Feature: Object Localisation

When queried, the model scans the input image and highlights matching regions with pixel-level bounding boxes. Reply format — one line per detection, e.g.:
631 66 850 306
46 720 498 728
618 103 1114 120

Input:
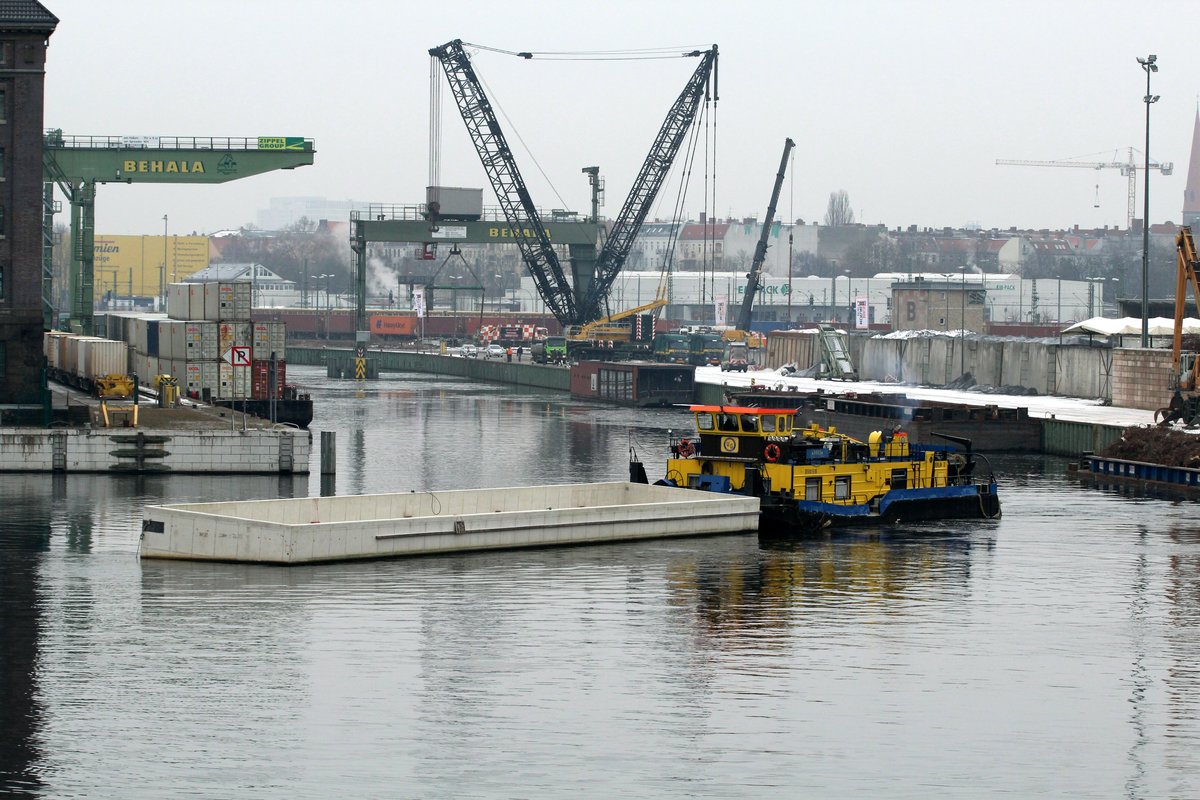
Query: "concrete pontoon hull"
140 481 761 564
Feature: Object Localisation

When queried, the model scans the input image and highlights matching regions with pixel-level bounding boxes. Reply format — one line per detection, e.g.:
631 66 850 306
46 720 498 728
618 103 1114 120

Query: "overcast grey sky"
43 0 1200 236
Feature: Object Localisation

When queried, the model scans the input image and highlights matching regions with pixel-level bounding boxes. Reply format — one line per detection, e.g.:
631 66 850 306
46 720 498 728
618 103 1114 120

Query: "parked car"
461 344 478 358
485 344 506 359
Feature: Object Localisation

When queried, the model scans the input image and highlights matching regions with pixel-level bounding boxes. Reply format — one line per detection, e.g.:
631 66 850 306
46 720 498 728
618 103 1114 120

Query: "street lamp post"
959 266 967 376
1085 275 1102 318
1137 53 1159 348
829 260 838 323
312 274 332 339
1056 275 1062 323
160 214 168 310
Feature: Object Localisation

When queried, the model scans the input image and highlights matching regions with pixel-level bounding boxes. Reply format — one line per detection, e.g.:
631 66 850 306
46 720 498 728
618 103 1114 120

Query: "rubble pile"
1098 426 1200 468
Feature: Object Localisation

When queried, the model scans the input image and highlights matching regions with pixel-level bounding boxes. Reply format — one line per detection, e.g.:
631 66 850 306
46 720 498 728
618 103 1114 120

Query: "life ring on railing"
677 439 695 458
763 443 781 462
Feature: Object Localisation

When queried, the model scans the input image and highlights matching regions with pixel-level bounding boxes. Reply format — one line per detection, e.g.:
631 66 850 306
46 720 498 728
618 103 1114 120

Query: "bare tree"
823 190 855 227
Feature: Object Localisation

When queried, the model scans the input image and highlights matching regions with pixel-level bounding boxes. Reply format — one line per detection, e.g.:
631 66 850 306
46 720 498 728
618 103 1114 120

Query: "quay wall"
850 337 1111 400
290 345 1126 456
0 428 310 473
288 346 570 392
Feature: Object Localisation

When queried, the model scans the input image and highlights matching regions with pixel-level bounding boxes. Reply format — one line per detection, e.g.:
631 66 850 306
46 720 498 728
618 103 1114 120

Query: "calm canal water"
2 366 1199 798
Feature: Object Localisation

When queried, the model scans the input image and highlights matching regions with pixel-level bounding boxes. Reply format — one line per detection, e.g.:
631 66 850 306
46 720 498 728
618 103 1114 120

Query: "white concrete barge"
140 481 761 564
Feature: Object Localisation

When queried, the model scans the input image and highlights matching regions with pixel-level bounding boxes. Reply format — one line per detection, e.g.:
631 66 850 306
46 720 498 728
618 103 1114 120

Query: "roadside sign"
224 345 251 367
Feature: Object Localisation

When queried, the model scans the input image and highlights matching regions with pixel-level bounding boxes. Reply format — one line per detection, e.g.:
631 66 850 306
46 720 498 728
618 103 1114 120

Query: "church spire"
1184 105 1200 227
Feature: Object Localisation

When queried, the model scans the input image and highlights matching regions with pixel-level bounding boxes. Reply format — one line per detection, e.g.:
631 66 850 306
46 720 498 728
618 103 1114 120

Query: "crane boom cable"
662 105 706 303
428 55 441 187
585 45 718 320
653 98 707 309
461 41 710 59
709 74 718 314
475 70 571 212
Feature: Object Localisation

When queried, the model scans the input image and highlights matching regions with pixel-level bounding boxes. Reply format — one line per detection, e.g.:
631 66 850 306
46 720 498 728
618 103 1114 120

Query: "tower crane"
995 147 1173 229
428 39 717 326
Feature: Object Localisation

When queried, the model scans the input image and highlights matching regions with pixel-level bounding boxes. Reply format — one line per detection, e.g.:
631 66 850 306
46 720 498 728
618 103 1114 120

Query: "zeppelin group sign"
256 137 307 151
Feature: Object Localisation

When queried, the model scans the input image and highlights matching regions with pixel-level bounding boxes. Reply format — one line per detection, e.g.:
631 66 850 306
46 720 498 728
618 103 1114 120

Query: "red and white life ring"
763 443 781 462
677 439 695 458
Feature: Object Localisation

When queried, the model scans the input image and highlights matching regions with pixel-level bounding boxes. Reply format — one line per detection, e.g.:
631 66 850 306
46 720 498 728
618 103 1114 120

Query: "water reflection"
0 481 51 797
1164 525 1200 789
668 529 989 650
9 371 1200 795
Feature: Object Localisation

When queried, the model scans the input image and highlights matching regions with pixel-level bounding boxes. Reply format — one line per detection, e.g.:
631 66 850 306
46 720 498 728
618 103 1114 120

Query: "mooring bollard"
320 430 336 475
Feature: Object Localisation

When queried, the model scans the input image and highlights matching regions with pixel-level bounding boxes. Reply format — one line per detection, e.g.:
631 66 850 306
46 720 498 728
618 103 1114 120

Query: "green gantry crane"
42 131 315 334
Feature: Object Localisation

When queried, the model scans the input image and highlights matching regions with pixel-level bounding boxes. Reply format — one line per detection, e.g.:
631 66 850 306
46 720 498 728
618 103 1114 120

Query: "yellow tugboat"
631 404 1001 536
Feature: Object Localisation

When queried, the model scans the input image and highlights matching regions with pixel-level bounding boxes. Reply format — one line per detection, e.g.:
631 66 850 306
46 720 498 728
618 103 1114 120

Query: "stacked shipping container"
91 282 288 401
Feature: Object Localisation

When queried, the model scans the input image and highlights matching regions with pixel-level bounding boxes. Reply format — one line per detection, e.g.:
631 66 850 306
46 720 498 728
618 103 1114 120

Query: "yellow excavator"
1160 226 1200 425
564 298 667 344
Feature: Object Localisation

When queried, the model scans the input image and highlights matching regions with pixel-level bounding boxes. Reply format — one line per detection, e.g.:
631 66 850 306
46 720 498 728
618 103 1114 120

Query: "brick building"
891 277 986 333
0 1 56 407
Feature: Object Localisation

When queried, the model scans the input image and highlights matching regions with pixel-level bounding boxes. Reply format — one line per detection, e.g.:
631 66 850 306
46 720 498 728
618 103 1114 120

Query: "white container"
65 336 96 379
157 320 181 361
167 283 204 321
201 281 252 322
80 338 129 380
218 322 251 357
44 331 71 369
426 186 483 219
252 321 286 359
181 359 219 399
183 322 218 361
218 362 250 399
133 353 160 385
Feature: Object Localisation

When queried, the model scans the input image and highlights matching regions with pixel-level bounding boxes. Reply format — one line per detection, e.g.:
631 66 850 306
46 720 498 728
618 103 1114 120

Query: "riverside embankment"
286 345 1148 456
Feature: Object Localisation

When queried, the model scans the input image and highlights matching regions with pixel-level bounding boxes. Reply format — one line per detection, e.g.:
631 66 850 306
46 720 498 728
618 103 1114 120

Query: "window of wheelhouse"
761 415 777 433
695 412 715 431
834 475 851 501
